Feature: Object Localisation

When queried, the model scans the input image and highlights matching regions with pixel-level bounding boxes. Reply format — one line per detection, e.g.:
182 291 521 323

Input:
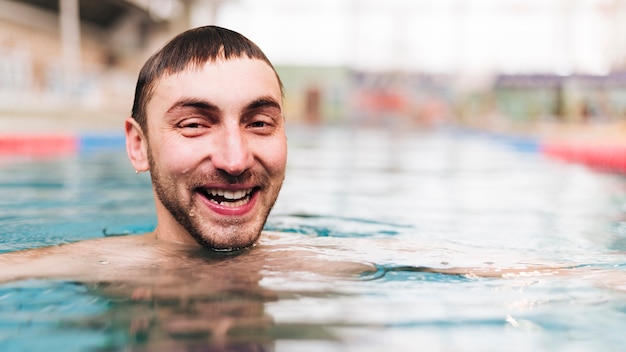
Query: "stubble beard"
147 151 282 251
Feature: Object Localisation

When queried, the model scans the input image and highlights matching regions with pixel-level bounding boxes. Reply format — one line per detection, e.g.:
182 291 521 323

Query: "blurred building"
216 0 626 127
0 0 222 119
2 0 626 129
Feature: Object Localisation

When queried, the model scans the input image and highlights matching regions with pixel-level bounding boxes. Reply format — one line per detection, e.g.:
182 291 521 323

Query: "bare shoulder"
0 233 156 260
0 234 157 283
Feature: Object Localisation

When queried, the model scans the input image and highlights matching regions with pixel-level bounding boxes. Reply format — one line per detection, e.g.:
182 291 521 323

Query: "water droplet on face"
98 260 110 265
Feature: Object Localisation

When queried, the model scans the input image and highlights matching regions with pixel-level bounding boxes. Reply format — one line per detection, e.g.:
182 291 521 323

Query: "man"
0 26 311 282
125 25 287 252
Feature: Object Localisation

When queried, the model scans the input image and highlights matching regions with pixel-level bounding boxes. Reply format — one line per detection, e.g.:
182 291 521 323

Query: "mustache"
216 169 253 185
188 169 270 187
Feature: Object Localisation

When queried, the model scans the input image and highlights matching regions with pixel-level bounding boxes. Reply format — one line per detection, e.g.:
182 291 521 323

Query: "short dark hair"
131 25 283 132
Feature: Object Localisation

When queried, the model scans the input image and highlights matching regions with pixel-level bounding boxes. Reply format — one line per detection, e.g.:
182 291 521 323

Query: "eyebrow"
165 96 282 118
245 97 282 114
166 98 220 114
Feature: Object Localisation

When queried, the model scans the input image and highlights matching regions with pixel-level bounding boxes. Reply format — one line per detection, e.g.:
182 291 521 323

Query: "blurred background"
1 0 626 142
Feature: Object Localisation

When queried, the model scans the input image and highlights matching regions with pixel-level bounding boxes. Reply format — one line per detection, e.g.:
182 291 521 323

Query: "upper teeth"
208 188 251 200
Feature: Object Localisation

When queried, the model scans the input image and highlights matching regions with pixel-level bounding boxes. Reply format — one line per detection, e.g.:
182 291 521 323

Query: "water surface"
1 126 625 351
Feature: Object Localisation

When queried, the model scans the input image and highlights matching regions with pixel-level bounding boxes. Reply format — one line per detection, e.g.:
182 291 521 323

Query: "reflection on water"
0 126 625 351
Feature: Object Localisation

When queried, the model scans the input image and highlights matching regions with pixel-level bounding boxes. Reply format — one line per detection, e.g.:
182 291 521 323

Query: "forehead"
148 58 282 113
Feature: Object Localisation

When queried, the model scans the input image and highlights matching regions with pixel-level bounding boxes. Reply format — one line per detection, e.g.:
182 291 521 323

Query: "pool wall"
0 134 126 157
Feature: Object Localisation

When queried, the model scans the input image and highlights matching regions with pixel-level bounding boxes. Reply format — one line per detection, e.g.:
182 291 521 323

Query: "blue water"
1 126 625 351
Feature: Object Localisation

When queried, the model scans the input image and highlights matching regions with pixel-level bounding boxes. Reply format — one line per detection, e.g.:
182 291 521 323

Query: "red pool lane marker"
542 143 626 174
0 135 78 157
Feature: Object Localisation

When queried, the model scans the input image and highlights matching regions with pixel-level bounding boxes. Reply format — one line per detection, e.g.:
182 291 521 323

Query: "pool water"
1 126 625 351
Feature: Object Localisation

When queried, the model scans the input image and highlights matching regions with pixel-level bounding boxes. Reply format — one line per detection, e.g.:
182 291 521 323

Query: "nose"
211 125 254 176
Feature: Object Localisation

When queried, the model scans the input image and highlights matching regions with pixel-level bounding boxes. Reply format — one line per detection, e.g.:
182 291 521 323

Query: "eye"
177 118 210 137
249 121 268 128
181 122 202 129
246 116 277 135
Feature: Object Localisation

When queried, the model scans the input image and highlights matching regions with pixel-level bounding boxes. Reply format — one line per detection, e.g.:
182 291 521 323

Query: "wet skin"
0 232 372 350
126 57 287 251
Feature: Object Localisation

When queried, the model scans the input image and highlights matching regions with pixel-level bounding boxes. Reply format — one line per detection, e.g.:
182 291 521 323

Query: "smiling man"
0 26 293 282
126 25 287 251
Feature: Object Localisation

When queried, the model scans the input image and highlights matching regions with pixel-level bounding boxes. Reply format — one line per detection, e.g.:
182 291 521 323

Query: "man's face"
140 58 286 250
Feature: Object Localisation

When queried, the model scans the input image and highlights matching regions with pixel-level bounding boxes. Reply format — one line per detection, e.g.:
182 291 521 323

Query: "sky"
208 0 625 74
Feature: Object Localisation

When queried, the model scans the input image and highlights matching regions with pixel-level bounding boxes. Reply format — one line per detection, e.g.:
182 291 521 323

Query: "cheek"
263 139 288 175
150 138 199 175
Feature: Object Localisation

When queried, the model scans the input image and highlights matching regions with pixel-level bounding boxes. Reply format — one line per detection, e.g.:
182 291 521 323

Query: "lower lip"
199 190 259 216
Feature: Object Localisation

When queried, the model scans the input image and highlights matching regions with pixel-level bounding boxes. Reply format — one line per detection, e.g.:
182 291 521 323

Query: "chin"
193 224 262 252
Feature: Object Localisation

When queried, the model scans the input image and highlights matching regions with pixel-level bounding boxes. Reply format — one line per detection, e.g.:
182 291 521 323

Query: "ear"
125 117 150 172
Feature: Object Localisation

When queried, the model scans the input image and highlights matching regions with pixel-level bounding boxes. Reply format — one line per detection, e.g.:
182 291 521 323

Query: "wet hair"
131 25 282 132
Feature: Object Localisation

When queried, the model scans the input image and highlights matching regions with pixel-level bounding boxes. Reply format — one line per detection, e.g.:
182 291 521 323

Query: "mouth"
198 187 258 208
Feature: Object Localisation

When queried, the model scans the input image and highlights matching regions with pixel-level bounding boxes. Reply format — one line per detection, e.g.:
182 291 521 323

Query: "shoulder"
0 234 156 283
1 234 153 259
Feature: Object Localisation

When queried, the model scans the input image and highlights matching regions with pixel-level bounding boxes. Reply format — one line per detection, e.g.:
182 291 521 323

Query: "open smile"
202 188 255 207
196 187 260 215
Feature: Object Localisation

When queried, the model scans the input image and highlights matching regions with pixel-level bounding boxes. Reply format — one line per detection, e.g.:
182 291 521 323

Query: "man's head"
125 26 287 251
131 26 283 133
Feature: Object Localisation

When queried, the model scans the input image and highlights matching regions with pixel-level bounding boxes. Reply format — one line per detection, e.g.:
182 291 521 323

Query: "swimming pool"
1 125 625 351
